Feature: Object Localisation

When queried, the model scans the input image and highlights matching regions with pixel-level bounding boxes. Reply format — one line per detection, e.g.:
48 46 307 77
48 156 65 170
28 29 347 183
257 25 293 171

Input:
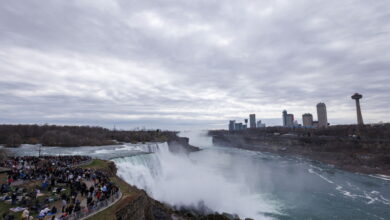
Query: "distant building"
283 110 294 127
249 114 256 128
286 114 294 127
302 113 313 127
312 120 319 128
317 103 328 128
235 122 244 131
282 110 287 126
229 120 235 131
257 120 266 128
234 123 240 130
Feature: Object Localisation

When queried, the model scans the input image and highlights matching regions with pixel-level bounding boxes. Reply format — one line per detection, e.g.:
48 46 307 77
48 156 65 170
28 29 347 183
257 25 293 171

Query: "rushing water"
6 132 390 220
5 142 158 160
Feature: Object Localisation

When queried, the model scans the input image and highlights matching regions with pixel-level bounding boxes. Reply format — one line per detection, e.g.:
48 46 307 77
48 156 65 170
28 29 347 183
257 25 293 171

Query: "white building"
317 103 328 128
302 113 313 127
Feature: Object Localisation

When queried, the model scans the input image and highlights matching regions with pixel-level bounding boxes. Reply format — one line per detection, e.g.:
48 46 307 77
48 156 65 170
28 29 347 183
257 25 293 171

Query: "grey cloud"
0 0 389 129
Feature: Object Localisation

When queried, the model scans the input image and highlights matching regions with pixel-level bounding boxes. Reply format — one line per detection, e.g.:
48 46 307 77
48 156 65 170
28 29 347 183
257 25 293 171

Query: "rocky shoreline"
210 132 390 176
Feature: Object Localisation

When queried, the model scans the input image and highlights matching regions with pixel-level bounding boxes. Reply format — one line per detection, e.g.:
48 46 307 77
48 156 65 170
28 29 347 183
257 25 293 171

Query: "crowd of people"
0 156 119 220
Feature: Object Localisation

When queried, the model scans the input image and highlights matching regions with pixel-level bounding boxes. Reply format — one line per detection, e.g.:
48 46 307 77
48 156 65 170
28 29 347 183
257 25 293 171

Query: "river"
6 131 390 220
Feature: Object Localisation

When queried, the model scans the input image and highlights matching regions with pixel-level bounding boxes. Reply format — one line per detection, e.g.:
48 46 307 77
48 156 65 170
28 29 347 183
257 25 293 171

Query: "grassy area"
84 160 140 220
79 159 107 170
0 173 7 185
0 202 22 220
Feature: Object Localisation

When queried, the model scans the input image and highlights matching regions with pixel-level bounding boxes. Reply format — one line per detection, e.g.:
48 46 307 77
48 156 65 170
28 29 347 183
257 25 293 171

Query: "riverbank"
210 131 390 176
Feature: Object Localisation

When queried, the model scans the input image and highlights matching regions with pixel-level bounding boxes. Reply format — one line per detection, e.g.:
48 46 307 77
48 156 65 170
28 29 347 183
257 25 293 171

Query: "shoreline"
243 144 390 176
211 134 390 176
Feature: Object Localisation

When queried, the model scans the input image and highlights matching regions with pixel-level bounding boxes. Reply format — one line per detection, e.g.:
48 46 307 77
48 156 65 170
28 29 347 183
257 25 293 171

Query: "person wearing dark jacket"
50 206 57 214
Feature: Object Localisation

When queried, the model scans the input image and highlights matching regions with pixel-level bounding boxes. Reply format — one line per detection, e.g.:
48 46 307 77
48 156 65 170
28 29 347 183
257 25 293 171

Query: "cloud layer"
1 0 389 129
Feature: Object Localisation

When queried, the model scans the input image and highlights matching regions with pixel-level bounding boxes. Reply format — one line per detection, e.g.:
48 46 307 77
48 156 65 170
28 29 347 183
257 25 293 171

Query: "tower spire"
351 93 364 125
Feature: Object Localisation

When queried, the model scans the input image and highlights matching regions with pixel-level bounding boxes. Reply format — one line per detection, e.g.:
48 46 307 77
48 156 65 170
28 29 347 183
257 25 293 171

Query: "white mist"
113 142 280 220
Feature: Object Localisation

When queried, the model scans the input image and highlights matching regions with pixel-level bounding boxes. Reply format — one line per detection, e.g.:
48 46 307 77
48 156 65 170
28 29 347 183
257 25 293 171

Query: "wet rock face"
107 161 118 176
115 192 154 220
167 137 200 154
113 187 244 220
115 190 175 220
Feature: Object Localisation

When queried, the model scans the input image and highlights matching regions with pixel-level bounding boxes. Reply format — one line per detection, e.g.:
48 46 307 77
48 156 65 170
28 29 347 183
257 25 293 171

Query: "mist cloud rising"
114 142 280 219
1 0 389 129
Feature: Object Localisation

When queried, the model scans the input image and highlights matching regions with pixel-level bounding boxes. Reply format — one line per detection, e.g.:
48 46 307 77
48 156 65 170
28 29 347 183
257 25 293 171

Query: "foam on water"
307 166 390 207
308 168 334 184
369 174 390 181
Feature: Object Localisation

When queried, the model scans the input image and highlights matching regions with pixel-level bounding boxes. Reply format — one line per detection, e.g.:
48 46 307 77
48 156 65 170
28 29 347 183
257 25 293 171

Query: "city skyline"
0 1 389 130
228 96 374 129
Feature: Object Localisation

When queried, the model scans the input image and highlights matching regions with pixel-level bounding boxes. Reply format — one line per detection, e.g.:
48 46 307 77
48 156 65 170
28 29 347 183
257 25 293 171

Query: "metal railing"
62 191 122 220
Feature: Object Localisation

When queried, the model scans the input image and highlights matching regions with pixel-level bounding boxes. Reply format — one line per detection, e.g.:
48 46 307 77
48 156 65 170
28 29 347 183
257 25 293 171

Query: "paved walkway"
80 191 122 220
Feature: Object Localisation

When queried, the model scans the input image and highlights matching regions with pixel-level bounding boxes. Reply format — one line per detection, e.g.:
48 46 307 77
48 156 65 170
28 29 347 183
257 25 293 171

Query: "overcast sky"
0 0 389 130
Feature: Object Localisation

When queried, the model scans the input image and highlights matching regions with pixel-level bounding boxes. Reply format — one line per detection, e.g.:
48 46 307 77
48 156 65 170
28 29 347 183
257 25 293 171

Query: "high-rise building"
286 114 294 127
302 113 313 127
282 110 287 126
229 120 235 131
317 103 328 128
235 122 243 131
249 114 256 128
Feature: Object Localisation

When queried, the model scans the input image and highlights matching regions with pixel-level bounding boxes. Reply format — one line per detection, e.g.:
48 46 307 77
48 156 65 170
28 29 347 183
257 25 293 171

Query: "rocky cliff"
167 136 200 153
211 132 390 175
114 190 175 220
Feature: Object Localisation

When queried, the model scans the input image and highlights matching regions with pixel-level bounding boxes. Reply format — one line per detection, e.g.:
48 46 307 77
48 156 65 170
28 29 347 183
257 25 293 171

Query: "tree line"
0 124 176 147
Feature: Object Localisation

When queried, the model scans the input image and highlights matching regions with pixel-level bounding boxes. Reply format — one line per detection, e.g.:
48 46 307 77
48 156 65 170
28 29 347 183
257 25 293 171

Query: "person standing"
61 197 67 212
21 209 30 220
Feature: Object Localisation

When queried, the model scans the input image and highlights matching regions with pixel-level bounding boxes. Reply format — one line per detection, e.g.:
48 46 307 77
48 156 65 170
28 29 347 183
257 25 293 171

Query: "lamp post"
38 144 42 157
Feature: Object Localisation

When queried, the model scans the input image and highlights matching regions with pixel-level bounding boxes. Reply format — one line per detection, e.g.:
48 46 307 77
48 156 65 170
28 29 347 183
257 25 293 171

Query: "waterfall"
146 143 160 153
112 142 279 220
